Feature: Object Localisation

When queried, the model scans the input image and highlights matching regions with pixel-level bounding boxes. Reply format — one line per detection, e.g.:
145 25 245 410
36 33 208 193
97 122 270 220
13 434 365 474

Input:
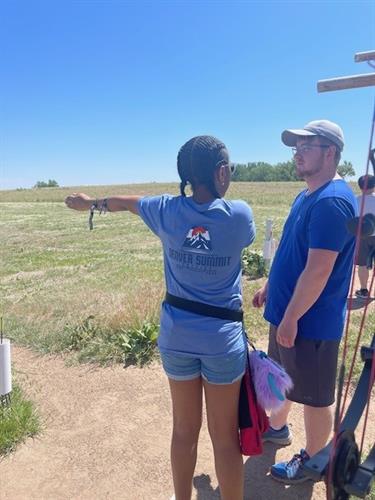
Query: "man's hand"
276 316 298 348
65 193 92 211
252 284 268 308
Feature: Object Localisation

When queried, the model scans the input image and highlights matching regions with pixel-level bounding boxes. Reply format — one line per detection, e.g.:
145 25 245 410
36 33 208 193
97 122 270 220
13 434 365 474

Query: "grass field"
1 181 373 377
0 182 300 360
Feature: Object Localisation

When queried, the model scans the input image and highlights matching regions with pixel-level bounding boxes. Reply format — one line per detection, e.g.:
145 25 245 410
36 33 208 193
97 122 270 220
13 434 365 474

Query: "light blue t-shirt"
264 179 356 340
138 195 256 357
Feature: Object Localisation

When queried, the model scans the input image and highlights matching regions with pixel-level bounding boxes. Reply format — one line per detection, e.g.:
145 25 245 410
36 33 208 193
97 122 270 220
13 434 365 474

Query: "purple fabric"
249 349 293 412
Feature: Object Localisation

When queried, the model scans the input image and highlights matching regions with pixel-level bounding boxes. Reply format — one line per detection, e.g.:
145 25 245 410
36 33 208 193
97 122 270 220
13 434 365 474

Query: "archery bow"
302 51 375 500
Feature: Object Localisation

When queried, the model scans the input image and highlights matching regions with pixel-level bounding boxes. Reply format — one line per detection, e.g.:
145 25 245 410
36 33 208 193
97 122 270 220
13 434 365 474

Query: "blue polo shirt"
138 194 255 356
264 179 356 340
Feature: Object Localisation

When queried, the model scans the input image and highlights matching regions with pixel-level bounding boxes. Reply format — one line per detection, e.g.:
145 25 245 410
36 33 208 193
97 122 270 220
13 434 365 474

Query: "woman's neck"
191 185 217 204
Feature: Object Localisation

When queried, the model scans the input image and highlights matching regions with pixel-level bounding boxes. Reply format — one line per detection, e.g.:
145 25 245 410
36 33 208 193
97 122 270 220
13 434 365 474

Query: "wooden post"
318 73 375 93
317 49 375 93
355 51 375 63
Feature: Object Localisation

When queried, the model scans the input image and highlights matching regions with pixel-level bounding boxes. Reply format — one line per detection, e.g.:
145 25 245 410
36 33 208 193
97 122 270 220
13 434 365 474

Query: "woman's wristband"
88 198 108 230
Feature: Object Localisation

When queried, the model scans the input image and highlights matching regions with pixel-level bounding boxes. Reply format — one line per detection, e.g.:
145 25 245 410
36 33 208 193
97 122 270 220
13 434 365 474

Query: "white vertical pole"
0 318 12 401
262 219 276 268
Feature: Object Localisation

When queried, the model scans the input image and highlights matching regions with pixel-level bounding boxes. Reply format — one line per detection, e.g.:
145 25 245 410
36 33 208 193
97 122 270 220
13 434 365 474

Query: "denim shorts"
160 349 247 385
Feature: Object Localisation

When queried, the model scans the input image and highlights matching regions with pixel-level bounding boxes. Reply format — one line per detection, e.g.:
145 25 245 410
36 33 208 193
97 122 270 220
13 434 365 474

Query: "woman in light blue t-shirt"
66 136 255 500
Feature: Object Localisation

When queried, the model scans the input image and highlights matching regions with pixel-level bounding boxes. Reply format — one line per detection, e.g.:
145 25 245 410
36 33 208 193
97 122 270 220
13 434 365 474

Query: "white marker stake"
0 339 12 396
262 219 276 267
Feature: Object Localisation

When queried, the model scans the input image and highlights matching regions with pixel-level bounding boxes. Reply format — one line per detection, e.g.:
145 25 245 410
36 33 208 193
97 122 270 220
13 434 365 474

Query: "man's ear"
326 145 336 161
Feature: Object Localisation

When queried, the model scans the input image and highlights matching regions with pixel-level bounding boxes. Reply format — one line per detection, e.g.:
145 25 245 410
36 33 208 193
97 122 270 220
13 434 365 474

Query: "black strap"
164 292 243 322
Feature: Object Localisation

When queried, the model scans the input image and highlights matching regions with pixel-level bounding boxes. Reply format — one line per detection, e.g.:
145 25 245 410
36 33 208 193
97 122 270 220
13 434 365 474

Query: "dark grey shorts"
268 325 340 407
357 236 375 267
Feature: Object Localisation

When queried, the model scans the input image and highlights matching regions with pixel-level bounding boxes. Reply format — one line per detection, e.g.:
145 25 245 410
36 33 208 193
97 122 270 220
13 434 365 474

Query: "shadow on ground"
193 444 316 500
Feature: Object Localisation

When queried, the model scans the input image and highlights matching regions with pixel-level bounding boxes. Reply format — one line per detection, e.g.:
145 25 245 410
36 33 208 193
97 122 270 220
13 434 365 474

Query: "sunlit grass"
0 384 40 455
341 308 375 383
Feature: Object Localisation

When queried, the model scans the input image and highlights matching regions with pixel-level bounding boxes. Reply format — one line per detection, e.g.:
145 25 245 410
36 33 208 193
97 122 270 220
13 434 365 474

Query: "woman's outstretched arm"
65 193 141 215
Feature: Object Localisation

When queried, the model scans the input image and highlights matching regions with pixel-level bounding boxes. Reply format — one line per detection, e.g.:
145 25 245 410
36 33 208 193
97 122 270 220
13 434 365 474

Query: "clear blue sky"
1 0 374 189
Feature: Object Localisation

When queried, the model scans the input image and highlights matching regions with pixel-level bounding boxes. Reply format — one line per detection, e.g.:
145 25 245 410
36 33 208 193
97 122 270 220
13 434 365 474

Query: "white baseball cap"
281 119 344 152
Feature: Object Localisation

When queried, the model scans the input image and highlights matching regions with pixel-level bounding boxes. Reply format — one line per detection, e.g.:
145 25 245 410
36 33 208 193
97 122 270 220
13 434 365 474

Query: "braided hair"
177 136 229 198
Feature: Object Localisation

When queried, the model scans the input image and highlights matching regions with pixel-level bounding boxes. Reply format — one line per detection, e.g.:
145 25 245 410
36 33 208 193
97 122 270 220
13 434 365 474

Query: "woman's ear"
216 165 226 186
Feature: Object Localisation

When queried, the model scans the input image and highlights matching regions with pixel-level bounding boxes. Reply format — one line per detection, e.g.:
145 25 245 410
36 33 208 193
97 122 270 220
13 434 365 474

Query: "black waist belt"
164 292 243 322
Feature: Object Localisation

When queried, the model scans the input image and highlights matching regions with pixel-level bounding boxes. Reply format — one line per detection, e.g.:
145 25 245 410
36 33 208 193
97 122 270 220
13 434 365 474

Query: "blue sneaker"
262 425 292 446
270 449 311 484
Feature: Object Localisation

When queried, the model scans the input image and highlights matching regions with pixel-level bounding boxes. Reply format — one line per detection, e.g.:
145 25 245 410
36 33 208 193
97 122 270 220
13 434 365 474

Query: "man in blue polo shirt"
253 120 356 484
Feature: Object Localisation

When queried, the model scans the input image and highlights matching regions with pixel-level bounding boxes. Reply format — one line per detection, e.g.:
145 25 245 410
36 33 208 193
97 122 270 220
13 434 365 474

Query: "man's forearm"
282 248 339 323
283 267 331 322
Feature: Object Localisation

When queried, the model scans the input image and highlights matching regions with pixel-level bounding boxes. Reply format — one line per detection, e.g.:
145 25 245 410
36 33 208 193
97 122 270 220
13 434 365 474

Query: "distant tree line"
34 179 59 188
231 160 355 182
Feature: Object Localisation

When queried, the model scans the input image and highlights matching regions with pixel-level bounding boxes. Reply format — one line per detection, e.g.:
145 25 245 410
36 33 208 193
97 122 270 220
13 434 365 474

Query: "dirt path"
1 339 373 500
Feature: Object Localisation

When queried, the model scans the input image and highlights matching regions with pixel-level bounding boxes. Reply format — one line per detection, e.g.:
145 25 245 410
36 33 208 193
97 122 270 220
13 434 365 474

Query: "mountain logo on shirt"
183 226 212 251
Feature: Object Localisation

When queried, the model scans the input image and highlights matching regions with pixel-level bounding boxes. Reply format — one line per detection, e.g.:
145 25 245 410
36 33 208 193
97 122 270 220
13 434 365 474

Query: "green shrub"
33 179 59 188
242 249 268 279
63 316 159 366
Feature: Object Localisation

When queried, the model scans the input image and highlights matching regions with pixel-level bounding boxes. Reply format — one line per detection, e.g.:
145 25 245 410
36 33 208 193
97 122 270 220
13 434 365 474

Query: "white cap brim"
281 129 317 147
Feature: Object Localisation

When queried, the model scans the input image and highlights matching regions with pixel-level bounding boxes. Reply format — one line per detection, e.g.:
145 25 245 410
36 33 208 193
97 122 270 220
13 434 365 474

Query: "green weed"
242 249 268 279
0 385 40 456
62 316 159 366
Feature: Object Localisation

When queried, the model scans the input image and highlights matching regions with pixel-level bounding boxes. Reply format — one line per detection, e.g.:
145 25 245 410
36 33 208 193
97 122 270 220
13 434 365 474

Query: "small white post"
262 219 276 268
0 318 12 405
